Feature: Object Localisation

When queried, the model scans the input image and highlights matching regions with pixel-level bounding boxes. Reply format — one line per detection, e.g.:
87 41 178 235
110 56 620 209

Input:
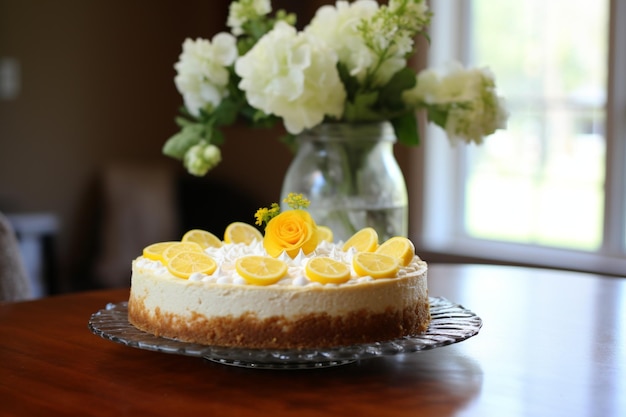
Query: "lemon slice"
167 251 217 279
317 225 333 243
162 242 203 262
182 229 223 249
342 227 379 252
352 252 400 279
375 236 415 266
305 256 350 284
142 241 178 261
235 255 288 285
224 222 263 245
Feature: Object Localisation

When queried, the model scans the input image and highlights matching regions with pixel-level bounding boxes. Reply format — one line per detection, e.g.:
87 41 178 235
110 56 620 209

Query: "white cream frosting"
134 240 424 288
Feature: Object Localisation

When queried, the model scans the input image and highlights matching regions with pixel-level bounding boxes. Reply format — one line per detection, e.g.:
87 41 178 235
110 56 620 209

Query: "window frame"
411 0 626 277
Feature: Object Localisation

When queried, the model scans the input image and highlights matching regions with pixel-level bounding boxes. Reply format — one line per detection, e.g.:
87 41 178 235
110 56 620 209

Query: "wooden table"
1 264 624 417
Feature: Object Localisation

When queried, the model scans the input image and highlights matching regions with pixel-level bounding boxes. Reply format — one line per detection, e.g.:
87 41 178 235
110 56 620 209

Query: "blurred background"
1 0 624 300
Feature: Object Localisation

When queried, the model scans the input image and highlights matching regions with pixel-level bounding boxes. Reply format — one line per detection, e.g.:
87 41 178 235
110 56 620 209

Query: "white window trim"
412 0 626 277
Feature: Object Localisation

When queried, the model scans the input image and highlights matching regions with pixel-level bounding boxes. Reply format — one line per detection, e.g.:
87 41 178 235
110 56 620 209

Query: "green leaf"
344 91 381 121
237 36 257 56
379 67 417 111
238 105 258 123
237 104 278 128
174 106 200 128
162 124 204 159
210 128 225 146
278 133 297 153
212 98 240 127
178 105 197 120
391 112 420 146
175 115 196 128
426 106 448 129
246 18 271 40
251 108 271 123
337 62 360 100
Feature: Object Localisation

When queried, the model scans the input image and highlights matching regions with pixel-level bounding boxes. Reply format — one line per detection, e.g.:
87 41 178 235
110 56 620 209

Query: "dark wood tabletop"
1 264 624 417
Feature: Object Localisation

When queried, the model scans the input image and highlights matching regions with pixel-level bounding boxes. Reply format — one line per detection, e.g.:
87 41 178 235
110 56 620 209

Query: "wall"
0 0 298 293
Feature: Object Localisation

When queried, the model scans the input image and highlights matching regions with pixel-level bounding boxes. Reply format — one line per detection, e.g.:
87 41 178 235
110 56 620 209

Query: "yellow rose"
263 209 320 258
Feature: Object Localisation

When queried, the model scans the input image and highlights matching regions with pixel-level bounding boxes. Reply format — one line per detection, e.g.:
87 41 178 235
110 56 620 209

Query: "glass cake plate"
88 297 482 369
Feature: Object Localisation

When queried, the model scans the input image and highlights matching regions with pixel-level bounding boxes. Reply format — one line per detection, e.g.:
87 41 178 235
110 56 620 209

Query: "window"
416 0 626 276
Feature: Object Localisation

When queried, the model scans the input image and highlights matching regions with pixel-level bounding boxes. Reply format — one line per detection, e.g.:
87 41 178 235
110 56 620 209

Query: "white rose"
174 33 238 117
235 21 346 134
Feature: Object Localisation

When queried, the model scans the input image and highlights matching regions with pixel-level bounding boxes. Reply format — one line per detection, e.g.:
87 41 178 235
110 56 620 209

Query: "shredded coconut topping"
137 240 421 287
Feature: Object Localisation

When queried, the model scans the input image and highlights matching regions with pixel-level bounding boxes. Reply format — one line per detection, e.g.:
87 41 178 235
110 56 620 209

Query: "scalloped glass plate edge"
88 297 482 369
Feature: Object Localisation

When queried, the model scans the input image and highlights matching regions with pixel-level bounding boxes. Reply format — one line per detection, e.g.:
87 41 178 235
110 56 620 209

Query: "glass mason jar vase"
280 121 408 242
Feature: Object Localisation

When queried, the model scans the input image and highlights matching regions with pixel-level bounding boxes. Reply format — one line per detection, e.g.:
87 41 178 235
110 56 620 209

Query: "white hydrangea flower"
235 21 346 134
305 0 379 84
404 61 508 144
174 33 238 117
227 0 272 36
